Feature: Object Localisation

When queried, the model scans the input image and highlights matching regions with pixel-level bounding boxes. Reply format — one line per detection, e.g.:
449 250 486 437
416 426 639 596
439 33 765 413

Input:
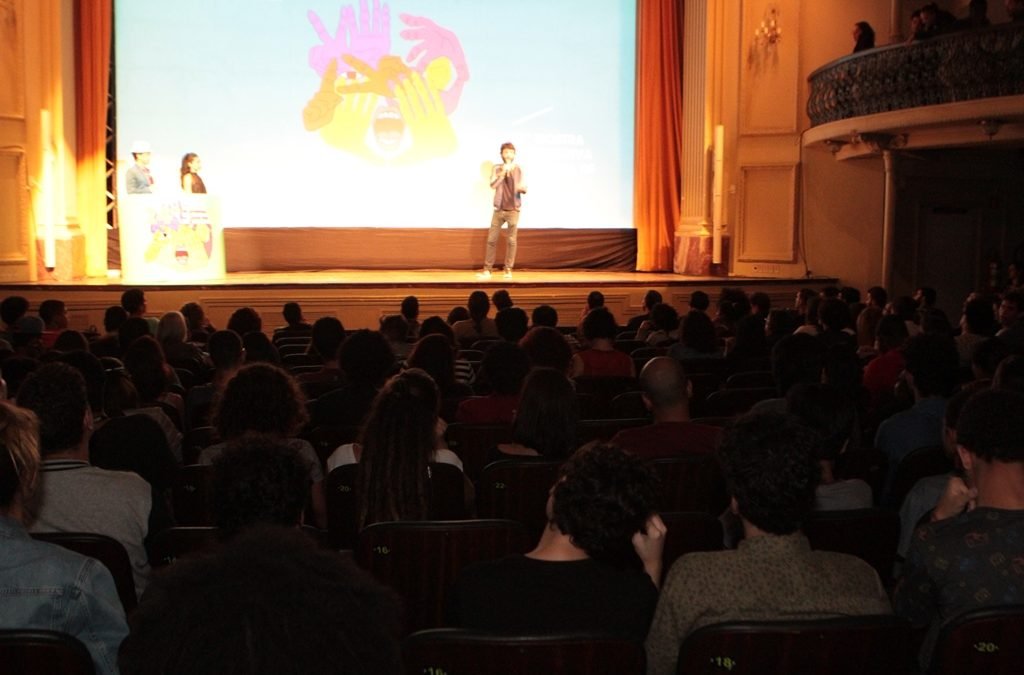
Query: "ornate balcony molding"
807 23 1024 128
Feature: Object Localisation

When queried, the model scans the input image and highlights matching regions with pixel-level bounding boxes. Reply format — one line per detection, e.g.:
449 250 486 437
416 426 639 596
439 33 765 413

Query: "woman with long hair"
495 367 579 460
341 368 462 528
452 290 499 346
179 152 207 193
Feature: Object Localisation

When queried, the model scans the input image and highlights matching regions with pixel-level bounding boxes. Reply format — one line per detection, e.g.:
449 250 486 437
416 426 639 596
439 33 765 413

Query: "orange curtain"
634 0 684 271
74 0 113 274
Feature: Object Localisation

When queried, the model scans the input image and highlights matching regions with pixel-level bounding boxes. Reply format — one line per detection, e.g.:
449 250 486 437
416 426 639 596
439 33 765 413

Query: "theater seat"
356 519 532 633
802 508 899 586
477 459 563 540
929 605 1024 675
32 532 138 615
0 630 95 675
674 616 916 675
403 628 645 675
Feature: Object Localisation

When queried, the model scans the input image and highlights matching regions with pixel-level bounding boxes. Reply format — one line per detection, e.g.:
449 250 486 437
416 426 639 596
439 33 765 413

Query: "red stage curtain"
634 0 684 271
74 0 113 273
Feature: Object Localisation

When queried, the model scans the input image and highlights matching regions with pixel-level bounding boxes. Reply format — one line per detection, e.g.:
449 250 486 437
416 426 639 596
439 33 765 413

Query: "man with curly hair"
644 413 891 675
448 443 665 639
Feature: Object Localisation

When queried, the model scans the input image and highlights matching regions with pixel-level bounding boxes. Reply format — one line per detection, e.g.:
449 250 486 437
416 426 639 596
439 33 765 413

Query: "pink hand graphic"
399 13 469 114
308 0 391 77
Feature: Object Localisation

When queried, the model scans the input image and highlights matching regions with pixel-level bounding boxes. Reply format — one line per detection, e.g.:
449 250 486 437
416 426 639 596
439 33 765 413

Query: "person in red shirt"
863 315 909 415
455 342 529 425
611 357 720 460
571 307 634 378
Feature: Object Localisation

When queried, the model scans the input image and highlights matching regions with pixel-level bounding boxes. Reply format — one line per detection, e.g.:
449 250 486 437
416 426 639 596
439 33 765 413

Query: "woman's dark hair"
400 296 419 321
649 303 679 333
581 307 619 341
310 316 346 361
551 443 659 561
123 335 170 404
467 291 490 332
101 367 141 418
853 21 875 52
446 306 469 325
680 310 718 353
339 330 395 387
357 369 439 528
180 302 205 331
179 152 198 184
512 367 578 458
518 327 573 373
226 307 262 336
479 342 530 395
419 316 456 346
406 334 457 392
963 298 997 336
212 363 308 440
53 330 89 353
118 317 151 354
242 331 281 365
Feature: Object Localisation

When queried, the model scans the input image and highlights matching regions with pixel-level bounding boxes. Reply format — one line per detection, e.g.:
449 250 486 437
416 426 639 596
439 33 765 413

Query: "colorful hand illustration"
308 0 391 77
399 13 469 114
318 76 379 155
392 67 456 161
302 58 343 131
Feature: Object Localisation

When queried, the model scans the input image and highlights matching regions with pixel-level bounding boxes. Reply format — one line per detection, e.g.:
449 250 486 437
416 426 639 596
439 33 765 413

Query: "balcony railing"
807 23 1024 127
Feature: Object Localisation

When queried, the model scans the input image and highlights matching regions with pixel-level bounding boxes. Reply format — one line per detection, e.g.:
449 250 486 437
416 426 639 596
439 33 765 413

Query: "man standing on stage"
125 141 155 194
479 142 527 280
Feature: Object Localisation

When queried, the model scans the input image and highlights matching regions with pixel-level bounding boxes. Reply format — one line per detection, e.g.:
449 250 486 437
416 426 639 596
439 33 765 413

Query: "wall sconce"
754 7 782 50
749 6 782 71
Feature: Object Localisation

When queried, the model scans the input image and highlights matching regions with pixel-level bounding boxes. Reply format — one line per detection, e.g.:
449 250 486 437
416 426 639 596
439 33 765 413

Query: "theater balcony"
803 22 1024 159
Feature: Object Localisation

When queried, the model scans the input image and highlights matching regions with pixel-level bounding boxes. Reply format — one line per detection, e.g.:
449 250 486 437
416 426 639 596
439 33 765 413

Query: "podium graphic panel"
118 195 225 282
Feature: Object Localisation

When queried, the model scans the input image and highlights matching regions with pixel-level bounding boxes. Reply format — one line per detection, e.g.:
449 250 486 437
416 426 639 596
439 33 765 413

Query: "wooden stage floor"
0 268 832 333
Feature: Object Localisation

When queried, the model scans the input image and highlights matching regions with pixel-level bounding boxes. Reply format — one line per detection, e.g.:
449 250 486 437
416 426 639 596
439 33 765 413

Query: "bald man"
611 357 720 459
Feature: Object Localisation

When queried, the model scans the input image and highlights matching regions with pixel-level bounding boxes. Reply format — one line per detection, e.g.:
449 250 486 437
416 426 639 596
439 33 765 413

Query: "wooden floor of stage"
0 269 833 332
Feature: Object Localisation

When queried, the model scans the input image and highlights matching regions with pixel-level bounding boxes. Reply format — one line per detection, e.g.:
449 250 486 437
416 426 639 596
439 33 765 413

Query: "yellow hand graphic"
303 58 343 132
318 76 379 156
392 62 456 162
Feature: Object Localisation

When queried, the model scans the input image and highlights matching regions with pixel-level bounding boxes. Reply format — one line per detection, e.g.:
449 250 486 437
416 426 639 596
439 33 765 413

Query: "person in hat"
126 141 154 194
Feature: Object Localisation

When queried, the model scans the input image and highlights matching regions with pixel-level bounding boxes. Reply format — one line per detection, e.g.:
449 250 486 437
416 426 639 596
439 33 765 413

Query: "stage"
0 269 832 334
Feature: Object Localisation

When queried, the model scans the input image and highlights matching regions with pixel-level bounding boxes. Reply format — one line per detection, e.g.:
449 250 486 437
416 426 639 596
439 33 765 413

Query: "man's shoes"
503 268 513 279
476 269 492 279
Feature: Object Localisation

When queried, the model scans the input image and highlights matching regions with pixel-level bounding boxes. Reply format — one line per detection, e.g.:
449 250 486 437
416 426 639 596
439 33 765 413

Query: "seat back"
403 628 645 675
303 424 361 470
675 616 917 675
574 375 639 419
477 459 563 539
930 605 1024 675
659 511 724 572
609 391 649 419
724 370 775 390
802 508 899 586
172 464 214 526
0 630 96 675
888 444 954 511
181 425 218 465
575 418 649 445
146 526 219 567
32 532 138 614
651 456 729 515
704 387 777 416
325 463 469 550
445 423 514 483
356 519 532 632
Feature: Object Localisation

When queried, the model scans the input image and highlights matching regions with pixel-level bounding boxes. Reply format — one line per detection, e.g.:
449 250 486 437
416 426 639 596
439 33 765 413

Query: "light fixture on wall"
748 6 782 71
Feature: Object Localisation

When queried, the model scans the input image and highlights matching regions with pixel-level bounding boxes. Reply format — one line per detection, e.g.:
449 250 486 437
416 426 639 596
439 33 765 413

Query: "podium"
118 195 225 283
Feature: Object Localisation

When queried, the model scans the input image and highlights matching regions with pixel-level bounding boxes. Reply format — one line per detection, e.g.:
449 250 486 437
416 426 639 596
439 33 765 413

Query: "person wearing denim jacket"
0 401 128 675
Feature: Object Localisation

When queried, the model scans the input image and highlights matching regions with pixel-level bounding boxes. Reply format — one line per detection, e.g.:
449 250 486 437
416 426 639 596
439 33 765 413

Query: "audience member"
876 333 959 503
895 388 1024 670
519 326 573 373
863 315 909 414
749 292 771 320
494 367 578 461
331 369 462 527
452 290 499 346
571 307 634 378
450 443 664 639
406 334 474 418
644 413 891 675
750 333 824 414
309 329 395 428
118 526 402 675
242 330 281 365
52 329 88 353
295 316 346 392
211 433 310 537
689 290 710 313
626 289 663 332
495 306 529 343
379 314 411 359
455 342 529 425
956 297 997 366
38 298 68 349
531 304 559 328
764 307 799 349
156 310 208 372
0 400 127 675
669 310 721 360
787 383 872 510
492 289 514 312
400 295 421 338
19 362 165 596
91 305 128 358
996 289 1024 351
0 295 29 343
199 363 326 528
277 301 311 334
611 357 719 459
226 306 263 337
637 302 679 346
419 317 474 384
180 301 213 344
117 316 152 355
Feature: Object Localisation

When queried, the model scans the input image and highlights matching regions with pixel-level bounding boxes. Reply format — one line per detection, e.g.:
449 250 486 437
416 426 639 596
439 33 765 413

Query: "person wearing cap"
126 141 155 194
